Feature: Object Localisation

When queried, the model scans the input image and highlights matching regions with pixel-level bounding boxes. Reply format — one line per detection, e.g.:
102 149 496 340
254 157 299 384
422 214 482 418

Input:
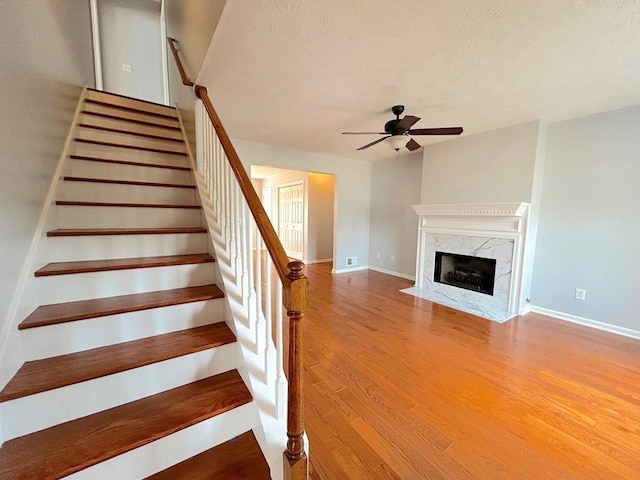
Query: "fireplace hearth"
434 251 496 296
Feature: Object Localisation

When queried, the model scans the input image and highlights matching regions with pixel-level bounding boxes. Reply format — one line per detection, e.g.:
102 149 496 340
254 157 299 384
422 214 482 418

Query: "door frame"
276 180 306 262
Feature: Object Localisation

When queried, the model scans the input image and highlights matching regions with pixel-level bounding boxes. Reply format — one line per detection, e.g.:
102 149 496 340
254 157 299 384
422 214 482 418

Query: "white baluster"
265 255 274 384
255 233 263 353
246 204 256 323
276 281 286 419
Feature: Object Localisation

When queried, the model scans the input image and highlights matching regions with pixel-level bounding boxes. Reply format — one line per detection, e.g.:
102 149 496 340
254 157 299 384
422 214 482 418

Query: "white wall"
235 140 371 272
98 0 164 103
0 0 94 384
421 121 542 204
164 0 227 157
531 105 640 333
368 153 423 278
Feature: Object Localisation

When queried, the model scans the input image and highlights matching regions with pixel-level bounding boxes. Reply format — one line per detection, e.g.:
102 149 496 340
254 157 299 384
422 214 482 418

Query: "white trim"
159 0 170 105
332 265 370 274
519 304 532 315
368 266 415 281
89 0 103 90
531 306 640 340
411 202 529 217
305 258 333 265
0 87 89 392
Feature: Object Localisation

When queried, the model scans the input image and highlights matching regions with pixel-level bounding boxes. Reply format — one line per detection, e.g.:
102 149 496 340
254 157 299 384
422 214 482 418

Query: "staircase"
0 89 271 479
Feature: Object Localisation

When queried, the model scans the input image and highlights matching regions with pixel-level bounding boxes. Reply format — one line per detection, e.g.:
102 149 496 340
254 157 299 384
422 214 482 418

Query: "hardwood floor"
300 263 640 480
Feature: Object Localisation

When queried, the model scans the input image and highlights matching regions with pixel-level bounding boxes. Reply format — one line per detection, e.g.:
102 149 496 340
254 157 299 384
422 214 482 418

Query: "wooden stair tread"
63 176 195 188
0 371 252 480
84 98 178 120
20 284 224 330
56 200 201 209
78 123 185 143
146 431 270 479
74 138 186 156
47 227 207 237
81 110 181 130
87 87 178 112
34 253 215 277
69 154 190 171
0 323 236 402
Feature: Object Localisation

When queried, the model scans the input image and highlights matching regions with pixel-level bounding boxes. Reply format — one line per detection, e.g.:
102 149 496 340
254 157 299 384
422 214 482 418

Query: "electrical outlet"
376 252 380 259
575 288 586 301
390 254 395 262
346 256 357 267
122 63 132 73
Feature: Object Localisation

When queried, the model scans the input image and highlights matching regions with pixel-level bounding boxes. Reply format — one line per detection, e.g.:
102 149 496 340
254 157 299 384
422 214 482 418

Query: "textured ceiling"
198 0 640 161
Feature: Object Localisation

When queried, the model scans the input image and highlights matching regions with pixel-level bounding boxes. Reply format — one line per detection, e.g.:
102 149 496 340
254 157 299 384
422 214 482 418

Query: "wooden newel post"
283 260 309 480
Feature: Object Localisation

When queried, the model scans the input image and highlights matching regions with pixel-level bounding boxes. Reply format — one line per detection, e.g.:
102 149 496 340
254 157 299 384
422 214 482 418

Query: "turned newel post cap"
284 260 309 312
287 260 305 280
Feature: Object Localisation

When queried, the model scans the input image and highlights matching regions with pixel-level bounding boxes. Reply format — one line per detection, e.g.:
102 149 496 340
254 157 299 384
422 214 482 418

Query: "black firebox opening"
434 251 496 296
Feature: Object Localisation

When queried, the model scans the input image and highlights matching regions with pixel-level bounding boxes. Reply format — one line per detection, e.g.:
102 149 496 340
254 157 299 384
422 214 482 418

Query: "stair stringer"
0 87 88 425
176 108 286 480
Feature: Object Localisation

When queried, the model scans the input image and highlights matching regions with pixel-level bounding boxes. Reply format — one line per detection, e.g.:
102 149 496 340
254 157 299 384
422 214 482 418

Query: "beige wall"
0 0 95 383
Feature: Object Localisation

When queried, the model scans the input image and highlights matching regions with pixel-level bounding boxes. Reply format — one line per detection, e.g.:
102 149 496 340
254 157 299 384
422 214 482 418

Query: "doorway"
95 0 166 104
250 166 335 266
277 182 305 260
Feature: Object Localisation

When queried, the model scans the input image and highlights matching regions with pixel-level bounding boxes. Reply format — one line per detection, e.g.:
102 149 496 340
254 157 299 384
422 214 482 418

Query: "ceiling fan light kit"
342 105 463 152
385 135 410 151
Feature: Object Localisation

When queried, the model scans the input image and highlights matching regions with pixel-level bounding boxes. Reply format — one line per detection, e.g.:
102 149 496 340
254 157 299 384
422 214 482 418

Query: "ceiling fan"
342 105 463 152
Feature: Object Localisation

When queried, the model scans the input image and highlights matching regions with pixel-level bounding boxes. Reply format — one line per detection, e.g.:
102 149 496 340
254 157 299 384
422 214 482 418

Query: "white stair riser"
58 181 197 204
38 233 208 263
56 205 202 229
71 141 188 166
78 113 184 141
34 263 215 305
81 103 180 129
66 158 193 184
85 90 177 118
65 402 259 480
0 343 238 440
76 129 186 154
22 299 225 360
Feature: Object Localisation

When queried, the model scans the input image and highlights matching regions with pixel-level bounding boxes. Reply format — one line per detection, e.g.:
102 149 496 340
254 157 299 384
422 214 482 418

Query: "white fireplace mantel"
406 202 531 322
411 202 529 217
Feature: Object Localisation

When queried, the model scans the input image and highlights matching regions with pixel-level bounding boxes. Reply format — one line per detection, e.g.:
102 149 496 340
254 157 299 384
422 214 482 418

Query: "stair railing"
168 37 308 480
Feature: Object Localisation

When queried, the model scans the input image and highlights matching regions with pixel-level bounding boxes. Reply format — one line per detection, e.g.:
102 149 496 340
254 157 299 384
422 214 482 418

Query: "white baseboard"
530 306 640 340
519 305 532 315
332 265 369 275
305 258 333 265
368 266 415 282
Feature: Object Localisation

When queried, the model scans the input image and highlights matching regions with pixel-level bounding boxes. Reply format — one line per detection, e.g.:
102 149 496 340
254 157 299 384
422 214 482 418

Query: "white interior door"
278 182 304 260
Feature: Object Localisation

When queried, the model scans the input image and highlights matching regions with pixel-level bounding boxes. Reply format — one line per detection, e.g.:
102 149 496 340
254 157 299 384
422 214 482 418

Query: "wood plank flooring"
300 263 640 480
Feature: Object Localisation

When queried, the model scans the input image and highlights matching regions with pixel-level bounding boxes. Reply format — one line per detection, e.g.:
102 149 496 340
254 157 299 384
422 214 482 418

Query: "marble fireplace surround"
403 203 530 322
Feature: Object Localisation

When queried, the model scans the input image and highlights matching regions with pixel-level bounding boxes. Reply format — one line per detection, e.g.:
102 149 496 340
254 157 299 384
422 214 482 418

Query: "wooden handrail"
168 37 309 479
167 37 194 87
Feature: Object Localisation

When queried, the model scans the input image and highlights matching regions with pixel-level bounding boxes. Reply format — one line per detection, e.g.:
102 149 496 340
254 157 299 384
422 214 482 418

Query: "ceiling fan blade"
357 136 390 150
395 115 420 133
408 127 463 136
342 132 387 135
406 138 421 151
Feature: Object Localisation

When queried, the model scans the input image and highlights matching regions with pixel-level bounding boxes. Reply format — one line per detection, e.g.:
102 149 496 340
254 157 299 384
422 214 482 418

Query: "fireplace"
434 252 496 296
403 203 531 323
